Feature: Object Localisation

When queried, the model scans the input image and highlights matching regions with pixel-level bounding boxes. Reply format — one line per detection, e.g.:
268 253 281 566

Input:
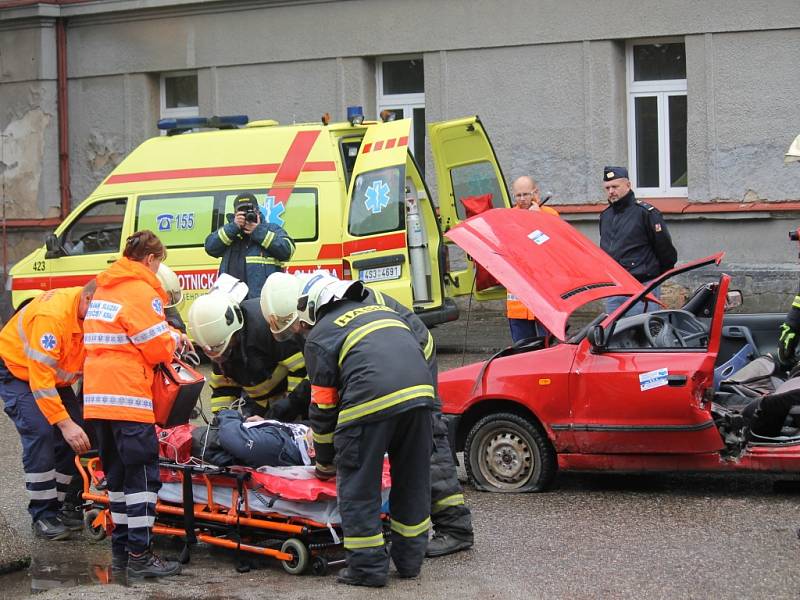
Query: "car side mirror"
590 324 607 351
44 233 63 259
724 290 743 311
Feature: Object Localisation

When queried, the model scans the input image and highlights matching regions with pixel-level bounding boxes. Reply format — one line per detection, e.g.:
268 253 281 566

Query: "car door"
46 197 130 287
568 275 731 455
428 116 512 300
342 119 414 306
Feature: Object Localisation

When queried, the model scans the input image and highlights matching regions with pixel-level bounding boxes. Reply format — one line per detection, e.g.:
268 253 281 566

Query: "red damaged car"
439 208 800 492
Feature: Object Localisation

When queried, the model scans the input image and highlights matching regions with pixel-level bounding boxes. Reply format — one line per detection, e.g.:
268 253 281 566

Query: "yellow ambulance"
9 112 511 326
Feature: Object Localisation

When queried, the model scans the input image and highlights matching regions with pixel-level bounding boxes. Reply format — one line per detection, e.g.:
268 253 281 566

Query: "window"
221 189 319 242
160 72 198 119
349 166 405 236
137 193 214 248
377 57 425 174
61 198 127 255
451 162 507 220
627 41 687 196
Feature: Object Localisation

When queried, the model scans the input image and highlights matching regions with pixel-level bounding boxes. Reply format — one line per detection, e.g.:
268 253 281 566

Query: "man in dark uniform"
187 291 309 420
263 273 434 587
599 166 678 314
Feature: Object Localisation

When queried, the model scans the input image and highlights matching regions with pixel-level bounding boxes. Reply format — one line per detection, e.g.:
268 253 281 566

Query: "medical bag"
152 358 205 427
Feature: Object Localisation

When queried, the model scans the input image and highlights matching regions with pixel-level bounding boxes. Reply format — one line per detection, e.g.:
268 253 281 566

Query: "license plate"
359 265 401 283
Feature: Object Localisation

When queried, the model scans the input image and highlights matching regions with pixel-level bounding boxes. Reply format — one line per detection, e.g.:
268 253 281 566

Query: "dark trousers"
0 362 82 523
430 411 473 540
336 407 432 582
508 318 547 343
94 420 161 555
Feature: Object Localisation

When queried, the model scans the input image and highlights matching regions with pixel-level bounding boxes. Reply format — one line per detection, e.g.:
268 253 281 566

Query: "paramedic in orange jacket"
0 282 95 541
507 176 559 343
83 230 190 578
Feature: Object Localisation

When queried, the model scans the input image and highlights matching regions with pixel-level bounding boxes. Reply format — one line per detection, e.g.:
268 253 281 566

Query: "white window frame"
376 56 425 160
626 39 687 198
160 71 199 119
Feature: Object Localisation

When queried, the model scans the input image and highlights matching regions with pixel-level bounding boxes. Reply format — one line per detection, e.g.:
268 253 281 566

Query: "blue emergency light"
347 106 364 126
157 115 249 135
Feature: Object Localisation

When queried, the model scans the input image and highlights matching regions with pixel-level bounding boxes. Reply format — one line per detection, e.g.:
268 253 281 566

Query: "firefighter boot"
425 532 473 558
336 568 386 588
58 507 85 531
127 550 182 578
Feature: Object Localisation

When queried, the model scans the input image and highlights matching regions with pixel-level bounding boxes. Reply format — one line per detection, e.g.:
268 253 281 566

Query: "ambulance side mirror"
44 233 64 259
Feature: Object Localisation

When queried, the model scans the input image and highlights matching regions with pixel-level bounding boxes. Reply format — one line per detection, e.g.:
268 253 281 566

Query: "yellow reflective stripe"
218 228 233 246
423 331 434 359
254 398 269 408
373 290 385 305
287 375 303 392
244 366 289 397
338 384 434 426
313 431 334 444
315 403 337 410
260 230 275 250
209 373 235 388
285 237 296 256
338 319 410 367
211 396 237 412
793 295 800 309
245 256 280 265
390 516 431 538
279 352 305 372
432 493 465 513
343 533 384 550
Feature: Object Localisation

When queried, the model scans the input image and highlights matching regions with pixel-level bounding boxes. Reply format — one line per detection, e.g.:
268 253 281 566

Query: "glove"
314 462 336 481
778 322 799 367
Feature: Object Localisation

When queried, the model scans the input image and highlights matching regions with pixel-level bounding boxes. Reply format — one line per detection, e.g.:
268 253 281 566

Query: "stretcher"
75 452 391 575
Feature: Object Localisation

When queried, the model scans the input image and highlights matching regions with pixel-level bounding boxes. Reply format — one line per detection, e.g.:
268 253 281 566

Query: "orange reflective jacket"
506 205 559 320
83 257 178 424
0 287 85 424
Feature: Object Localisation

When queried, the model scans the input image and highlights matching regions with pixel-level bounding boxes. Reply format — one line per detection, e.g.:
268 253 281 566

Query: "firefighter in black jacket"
261 272 434 587
187 291 308 420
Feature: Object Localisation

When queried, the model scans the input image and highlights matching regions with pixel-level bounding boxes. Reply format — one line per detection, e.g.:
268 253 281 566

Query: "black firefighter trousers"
430 411 473 541
335 406 432 583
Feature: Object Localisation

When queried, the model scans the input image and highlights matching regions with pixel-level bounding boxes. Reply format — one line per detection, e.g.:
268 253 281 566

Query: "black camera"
237 203 258 224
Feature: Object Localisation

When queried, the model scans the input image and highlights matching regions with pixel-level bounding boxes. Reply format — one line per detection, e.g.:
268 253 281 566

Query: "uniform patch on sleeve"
40 333 57 351
152 298 164 316
654 223 662 232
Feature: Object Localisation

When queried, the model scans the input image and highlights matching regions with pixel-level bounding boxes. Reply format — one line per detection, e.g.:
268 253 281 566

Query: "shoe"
425 532 473 558
32 517 71 541
127 550 181 578
111 550 129 573
336 568 386 588
396 569 420 579
58 507 84 531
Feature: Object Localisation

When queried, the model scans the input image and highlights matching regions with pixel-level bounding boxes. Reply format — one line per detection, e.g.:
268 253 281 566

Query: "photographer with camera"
204 192 295 300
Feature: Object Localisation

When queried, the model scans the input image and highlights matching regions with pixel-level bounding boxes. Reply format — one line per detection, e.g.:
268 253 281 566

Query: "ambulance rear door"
343 119 414 307
428 116 512 300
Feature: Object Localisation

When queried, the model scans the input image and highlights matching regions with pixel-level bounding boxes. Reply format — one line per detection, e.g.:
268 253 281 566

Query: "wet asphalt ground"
0 310 798 598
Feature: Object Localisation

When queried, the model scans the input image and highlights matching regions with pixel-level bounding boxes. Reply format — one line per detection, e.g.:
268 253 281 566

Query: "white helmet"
187 292 244 359
260 272 304 341
296 273 363 327
156 263 183 309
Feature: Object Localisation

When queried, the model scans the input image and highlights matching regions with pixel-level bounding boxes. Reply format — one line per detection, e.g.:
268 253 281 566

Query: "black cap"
233 192 257 211
603 166 629 181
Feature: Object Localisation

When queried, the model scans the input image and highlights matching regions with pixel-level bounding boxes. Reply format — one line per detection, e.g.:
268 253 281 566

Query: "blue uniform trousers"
94 420 160 555
0 361 82 523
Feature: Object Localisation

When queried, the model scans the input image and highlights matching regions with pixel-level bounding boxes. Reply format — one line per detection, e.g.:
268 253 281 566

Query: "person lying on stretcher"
191 409 314 468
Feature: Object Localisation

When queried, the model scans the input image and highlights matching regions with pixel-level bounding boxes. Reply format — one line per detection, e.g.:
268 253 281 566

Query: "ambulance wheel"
280 538 309 575
464 412 556 493
83 508 107 542
311 556 328 576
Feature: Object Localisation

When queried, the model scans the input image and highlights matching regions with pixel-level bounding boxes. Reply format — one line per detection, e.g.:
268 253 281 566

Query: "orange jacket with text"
0 287 85 424
507 205 560 320
83 257 178 423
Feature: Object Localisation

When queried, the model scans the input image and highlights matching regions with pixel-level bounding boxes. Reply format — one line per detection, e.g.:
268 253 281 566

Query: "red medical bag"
152 358 205 427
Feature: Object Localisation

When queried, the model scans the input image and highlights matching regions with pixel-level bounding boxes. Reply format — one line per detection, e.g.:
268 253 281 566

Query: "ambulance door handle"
107 256 119 263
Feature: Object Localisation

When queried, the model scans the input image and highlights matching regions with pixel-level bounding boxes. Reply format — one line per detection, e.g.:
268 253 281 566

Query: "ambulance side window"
61 198 127 256
136 193 215 247
219 189 319 242
348 166 405 236
451 161 505 220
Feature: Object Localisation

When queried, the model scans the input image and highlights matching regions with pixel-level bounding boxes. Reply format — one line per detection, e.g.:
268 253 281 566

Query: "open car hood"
445 208 645 340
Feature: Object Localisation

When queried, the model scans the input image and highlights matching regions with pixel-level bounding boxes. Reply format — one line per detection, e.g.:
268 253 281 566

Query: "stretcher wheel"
280 538 309 575
84 508 107 542
311 556 328 576
179 544 191 564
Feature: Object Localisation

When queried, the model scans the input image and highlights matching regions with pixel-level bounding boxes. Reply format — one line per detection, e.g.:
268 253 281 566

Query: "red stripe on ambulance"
265 130 321 204
342 231 406 255
360 137 408 154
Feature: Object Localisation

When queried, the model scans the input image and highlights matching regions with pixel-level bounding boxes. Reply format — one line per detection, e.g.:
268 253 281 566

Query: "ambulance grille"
560 282 616 300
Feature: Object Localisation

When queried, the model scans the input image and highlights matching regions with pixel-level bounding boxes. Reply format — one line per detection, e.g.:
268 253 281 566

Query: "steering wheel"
79 229 115 252
644 314 686 348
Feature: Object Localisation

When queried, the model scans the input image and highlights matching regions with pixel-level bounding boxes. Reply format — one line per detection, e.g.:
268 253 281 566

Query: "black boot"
127 550 181 578
58 507 84 531
32 516 71 541
425 532 473 557
336 567 386 588
112 549 129 573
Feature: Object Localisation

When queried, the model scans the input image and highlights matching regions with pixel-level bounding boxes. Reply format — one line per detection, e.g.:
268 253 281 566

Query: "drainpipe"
56 16 70 220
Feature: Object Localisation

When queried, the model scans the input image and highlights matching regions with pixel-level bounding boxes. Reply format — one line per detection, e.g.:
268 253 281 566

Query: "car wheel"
465 412 556 493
